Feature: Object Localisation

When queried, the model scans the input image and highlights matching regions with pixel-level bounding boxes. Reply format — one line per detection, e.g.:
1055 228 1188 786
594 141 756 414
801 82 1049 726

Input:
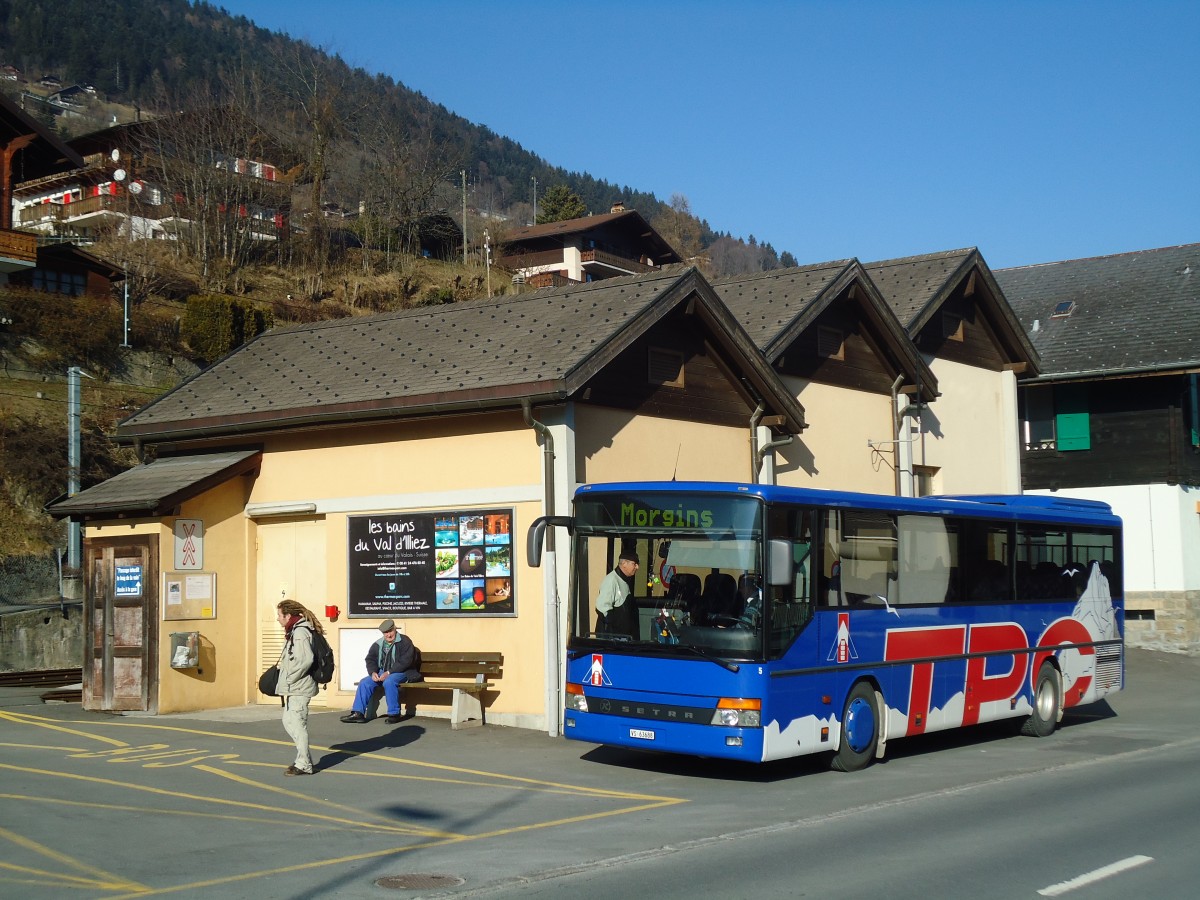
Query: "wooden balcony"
0 228 38 271
580 248 655 275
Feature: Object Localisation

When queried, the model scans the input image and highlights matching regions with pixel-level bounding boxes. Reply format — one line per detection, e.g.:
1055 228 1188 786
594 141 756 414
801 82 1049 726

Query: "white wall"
1025 483 1200 593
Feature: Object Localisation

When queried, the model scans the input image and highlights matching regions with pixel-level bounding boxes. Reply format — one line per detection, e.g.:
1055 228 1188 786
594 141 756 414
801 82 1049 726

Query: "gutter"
522 399 560 738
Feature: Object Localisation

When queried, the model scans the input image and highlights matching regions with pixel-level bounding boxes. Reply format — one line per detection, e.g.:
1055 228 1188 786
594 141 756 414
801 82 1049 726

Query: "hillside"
0 0 801 566
0 0 795 272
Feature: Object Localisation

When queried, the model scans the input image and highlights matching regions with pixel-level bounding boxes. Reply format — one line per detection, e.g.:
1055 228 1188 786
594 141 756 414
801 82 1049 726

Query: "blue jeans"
352 671 409 717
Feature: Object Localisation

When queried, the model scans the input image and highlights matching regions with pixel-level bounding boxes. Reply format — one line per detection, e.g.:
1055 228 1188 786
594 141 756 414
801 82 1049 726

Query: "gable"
914 288 1009 370
774 298 906 394
579 304 757 427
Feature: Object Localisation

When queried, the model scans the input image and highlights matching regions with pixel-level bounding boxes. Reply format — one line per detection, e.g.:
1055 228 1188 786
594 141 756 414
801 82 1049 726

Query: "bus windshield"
570 490 768 659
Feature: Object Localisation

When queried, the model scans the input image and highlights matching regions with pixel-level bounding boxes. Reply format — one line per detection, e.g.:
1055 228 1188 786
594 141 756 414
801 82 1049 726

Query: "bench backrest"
419 651 503 680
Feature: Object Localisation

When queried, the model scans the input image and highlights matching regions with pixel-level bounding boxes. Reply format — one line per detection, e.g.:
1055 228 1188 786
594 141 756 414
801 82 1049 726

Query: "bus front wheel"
1021 662 1061 738
832 681 879 772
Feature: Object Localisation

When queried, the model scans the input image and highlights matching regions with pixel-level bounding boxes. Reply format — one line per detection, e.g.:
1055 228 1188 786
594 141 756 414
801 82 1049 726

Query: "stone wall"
0 603 83 672
0 553 61 606
1125 591 1200 654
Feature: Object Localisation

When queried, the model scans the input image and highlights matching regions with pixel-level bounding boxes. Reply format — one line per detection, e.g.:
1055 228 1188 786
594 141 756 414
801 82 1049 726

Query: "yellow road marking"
1 711 690 898
193 764 460 838
0 824 148 892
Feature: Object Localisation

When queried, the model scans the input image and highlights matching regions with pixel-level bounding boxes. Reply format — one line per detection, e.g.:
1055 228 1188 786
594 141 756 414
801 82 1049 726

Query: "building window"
817 326 844 360
1021 384 1090 452
647 347 685 387
32 269 86 296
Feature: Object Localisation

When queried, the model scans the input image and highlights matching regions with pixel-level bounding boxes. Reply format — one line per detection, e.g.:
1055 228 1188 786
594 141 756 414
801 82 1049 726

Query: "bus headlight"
711 698 762 728
565 682 588 713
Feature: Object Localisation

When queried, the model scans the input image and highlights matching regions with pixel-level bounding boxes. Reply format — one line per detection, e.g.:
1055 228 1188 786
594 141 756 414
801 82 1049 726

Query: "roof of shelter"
995 243 1200 379
116 267 805 443
47 450 260 520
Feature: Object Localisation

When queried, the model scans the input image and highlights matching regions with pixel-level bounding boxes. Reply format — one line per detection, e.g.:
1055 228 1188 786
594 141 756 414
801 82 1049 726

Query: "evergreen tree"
536 184 587 223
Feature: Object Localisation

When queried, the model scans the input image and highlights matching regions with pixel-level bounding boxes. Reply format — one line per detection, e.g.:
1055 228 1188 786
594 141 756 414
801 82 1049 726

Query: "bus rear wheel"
832 681 879 772
1021 661 1061 737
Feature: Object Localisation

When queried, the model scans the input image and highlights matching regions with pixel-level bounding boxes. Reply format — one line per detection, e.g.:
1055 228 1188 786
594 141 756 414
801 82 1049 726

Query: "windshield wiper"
672 643 741 672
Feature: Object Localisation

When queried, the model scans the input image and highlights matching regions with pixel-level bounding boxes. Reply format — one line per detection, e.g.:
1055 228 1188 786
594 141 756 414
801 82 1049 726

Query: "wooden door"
84 536 158 712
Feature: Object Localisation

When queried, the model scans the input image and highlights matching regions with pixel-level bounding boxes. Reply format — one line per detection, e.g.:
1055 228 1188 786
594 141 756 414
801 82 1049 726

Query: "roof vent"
1051 300 1075 318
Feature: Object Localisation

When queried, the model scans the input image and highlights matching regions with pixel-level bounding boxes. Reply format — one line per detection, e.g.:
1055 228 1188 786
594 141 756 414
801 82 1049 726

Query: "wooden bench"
406 651 503 729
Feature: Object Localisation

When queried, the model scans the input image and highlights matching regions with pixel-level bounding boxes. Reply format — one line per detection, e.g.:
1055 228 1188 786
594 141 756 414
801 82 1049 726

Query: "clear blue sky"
216 0 1197 270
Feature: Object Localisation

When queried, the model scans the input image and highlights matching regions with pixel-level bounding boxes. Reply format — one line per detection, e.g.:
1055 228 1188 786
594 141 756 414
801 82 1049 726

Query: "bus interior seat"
702 572 739 620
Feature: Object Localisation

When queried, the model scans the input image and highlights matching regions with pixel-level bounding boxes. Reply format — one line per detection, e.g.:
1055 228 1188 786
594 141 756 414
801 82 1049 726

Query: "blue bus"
528 482 1123 769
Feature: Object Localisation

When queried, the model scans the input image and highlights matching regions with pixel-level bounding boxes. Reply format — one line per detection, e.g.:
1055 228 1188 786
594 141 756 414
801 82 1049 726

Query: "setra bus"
527 481 1123 769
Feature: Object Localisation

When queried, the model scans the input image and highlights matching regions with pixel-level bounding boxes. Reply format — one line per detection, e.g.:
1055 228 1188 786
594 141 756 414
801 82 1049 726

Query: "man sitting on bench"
339 619 419 725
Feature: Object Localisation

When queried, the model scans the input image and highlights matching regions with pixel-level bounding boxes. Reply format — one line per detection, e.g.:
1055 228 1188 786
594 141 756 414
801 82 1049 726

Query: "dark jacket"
365 633 417 676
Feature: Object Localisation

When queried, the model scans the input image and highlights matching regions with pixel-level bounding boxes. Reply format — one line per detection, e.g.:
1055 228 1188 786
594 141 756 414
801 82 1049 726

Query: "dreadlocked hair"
276 599 326 635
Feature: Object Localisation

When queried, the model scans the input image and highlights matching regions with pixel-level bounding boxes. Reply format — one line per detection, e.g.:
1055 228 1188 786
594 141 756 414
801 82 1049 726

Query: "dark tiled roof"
712 260 939 400
709 260 854 351
118 268 804 441
47 450 260 519
504 209 629 242
996 244 1200 377
862 248 976 328
500 209 682 264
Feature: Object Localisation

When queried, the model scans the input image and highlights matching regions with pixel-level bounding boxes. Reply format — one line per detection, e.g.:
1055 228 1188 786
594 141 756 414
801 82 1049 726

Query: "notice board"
347 509 514 617
162 571 217 620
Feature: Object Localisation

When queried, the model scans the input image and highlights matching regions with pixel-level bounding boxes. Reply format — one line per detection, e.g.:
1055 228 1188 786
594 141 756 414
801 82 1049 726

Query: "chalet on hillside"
996 244 1200 652
7 242 121 298
498 203 681 287
13 112 295 245
0 92 84 280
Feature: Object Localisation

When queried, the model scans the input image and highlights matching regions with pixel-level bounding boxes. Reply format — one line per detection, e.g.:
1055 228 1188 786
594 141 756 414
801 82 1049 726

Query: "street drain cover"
375 874 466 890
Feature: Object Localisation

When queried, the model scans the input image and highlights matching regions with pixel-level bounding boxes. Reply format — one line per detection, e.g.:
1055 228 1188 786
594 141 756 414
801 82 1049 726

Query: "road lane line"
1038 855 1154 896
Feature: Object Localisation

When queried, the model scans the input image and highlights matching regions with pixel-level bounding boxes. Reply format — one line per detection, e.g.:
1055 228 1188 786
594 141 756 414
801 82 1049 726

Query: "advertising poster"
348 509 514 616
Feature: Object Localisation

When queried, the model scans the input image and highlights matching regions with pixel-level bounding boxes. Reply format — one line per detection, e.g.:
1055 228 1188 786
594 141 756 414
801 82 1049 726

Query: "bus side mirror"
767 539 793 586
526 515 574 568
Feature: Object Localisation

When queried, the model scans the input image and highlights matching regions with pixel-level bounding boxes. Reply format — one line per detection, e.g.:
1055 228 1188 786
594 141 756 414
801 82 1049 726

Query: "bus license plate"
629 728 655 741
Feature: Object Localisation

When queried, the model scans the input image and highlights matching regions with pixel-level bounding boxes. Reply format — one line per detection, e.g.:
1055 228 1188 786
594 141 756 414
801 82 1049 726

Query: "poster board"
347 509 514 617
162 571 217 620
337 625 401 692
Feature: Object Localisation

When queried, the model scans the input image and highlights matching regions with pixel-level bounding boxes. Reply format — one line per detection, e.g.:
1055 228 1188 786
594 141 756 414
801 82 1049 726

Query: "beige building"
50 268 804 731
864 248 1040 496
713 259 938 494
51 255 1043 729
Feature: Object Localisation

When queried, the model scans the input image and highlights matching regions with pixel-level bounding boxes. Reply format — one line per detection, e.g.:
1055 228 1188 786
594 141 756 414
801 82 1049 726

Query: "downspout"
749 403 765 483
756 433 794 485
522 399 560 737
890 375 904 496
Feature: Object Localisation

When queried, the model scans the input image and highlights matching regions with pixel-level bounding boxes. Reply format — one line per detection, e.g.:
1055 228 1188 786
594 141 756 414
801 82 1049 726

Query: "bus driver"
595 550 640 639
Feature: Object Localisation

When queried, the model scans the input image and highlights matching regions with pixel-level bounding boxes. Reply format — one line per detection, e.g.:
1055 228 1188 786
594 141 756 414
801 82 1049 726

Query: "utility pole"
67 366 94 570
461 169 468 265
484 229 491 297
531 175 537 224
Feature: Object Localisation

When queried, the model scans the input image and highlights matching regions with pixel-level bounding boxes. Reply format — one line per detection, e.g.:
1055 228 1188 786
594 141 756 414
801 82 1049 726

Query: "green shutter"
1055 385 1091 451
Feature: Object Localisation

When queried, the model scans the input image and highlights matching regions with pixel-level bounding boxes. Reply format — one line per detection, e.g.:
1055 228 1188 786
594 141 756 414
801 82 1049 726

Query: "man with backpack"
339 619 419 725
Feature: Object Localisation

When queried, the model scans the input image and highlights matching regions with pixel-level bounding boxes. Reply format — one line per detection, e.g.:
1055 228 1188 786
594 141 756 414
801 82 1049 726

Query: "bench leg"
450 689 484 729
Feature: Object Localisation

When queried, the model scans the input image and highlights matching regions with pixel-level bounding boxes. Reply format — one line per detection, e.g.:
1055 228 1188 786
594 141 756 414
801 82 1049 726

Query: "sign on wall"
347 509 514 617
173 519 204 570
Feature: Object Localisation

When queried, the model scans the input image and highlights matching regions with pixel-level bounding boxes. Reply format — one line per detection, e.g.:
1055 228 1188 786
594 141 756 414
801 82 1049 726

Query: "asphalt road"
1 648 1197 899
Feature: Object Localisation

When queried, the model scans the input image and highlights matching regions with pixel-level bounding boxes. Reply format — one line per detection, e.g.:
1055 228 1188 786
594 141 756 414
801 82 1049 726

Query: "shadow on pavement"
318 721 426 772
